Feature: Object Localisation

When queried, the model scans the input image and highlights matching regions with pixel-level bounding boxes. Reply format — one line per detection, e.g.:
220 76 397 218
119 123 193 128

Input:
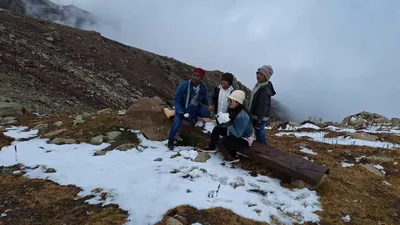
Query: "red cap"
193 67 206 78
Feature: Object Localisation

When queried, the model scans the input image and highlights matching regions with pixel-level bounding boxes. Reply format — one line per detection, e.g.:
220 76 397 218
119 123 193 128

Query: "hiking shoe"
167 141 174 150
223 155 240 163
199 147 216 153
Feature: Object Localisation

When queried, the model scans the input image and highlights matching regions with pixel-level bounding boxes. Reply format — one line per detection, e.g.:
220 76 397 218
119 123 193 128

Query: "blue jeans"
254 121 266 144
168 106 210 142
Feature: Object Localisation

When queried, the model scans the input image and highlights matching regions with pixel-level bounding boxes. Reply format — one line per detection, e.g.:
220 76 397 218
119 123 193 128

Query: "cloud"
51 0 400 122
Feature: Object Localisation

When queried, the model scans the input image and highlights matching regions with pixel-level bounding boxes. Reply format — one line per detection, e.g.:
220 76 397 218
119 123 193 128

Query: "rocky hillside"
0 0 97 28
0 9 255 114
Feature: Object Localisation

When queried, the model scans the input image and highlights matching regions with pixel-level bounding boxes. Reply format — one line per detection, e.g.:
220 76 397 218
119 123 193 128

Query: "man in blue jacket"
167 67 210 150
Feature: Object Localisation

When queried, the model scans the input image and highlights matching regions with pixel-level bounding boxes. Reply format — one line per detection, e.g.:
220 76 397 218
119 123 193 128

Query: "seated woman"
201 90 254 163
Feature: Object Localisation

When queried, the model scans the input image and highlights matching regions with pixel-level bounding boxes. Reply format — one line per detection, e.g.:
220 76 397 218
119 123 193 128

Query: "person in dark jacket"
247 65 276 145
208 73 235 119
167 67 210 150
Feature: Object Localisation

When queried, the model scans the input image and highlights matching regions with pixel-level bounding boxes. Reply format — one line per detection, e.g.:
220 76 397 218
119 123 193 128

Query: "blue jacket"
174 80 208 117
227 109 253 138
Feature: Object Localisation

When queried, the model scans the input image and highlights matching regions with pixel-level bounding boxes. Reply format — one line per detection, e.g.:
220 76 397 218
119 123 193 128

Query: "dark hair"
221 73 234 86
228 103 251 121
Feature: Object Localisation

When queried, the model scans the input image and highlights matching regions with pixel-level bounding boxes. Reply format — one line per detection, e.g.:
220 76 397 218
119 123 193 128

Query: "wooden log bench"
236 142 330 189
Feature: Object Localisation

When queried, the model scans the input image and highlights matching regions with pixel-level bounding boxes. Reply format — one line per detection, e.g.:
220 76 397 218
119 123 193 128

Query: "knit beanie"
257 65 274 81
221 72 234 86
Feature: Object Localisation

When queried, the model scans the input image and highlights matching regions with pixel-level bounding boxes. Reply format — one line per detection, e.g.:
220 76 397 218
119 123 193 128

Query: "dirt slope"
0 9 252 115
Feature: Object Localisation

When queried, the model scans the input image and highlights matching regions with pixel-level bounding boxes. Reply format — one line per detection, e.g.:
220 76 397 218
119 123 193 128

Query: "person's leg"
167 115 183 149
254 121 267 144
198 105 211 118
200 125 227 152
222 135 248 163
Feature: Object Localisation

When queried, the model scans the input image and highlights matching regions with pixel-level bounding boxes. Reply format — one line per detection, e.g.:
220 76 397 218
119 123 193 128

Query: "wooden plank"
237 142 329 187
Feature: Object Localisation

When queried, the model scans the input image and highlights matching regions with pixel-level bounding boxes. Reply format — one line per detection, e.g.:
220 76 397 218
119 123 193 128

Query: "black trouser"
222 135 249 157
209 125 227 149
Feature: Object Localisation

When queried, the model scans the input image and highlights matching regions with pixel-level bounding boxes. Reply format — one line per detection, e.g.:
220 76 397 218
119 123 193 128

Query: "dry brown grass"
155 205 272 225
0 132 14 150
0 166 128 225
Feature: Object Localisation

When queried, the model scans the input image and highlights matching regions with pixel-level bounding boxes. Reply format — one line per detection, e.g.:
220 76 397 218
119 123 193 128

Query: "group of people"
167 65 276 163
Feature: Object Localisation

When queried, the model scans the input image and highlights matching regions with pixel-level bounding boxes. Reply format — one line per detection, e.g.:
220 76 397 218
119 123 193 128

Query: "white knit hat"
228 90 246 105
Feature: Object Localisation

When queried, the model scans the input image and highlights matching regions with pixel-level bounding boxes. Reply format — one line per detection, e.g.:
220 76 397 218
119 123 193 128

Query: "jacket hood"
267 81 276 96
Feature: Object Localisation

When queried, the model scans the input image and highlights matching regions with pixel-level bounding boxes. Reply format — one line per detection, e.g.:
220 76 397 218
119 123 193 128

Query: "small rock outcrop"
42 129 67 138
90 135 104 145
122 97 170 141
341 111 391 128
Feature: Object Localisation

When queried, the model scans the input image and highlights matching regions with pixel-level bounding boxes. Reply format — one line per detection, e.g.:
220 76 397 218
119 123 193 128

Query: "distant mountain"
0 0 97 28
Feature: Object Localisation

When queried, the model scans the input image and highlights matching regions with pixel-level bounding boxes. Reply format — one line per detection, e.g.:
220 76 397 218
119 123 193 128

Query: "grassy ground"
1 113 400 225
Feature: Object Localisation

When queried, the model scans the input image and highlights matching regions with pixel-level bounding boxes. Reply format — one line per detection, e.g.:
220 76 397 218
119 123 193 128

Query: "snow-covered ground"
275 132 400 149
0 126 322 225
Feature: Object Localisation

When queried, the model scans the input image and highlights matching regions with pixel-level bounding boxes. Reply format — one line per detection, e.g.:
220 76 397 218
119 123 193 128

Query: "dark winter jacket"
174 80 208 117
248 81 276 124
209 85 235 114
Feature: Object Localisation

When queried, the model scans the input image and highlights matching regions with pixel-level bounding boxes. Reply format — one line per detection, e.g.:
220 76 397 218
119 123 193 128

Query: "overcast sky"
51 0 400 122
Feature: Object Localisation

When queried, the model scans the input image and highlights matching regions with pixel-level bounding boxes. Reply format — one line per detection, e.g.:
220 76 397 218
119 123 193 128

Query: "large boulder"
341 111 390 127
122 96 170 141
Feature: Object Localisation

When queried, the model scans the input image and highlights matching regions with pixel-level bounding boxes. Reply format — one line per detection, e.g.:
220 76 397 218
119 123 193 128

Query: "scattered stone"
229 177 245 189
170 169 180 174
97 108 113 115
42 128 67 138
82 112 93 118
118 109 127 115
154 158 163 162
90 135 104 145
33 123 49 131
346 133 379 142
193 152 210 163
0 102 22 117
73 115 85 126
170 152 181 159
45 168 56 173
46 36 54 42
248 183 261 190
173 215 187 224
166 217 183 225
342 111 391 127
106 131 122 141
50 138 76 145
1 117 17 124
53 121 63 127
186 189 192 193
94 150 107 156
288 121 301 127
116 143 137 151
360 164 385 177
367 156 394 163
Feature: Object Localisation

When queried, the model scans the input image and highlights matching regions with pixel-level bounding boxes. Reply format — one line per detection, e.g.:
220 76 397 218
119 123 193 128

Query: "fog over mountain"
49 0 399 122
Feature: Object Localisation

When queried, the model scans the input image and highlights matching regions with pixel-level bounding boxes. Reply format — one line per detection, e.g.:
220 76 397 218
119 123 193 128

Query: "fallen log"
236 142 329 189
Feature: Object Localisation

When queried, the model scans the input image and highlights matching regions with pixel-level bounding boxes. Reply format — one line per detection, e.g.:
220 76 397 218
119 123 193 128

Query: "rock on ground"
50 138 76 145
116 143 137 151
0 102 22 117
106 131 122 141
90 135 104 145
194 152 210 163
33 123 49 131
346 132 379 142
166 217 183 225
341 111 391 127
122 97 170 141
1 117 17 125
42 129 67 138
53 121 63 127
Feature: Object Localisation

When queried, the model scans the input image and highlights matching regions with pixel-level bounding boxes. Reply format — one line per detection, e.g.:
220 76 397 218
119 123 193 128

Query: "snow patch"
4 126 38 139
342 215 351 223
341 162 354 168
300 123 320 130
300 147 317 155
180 150 199 160
0 127 322 225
